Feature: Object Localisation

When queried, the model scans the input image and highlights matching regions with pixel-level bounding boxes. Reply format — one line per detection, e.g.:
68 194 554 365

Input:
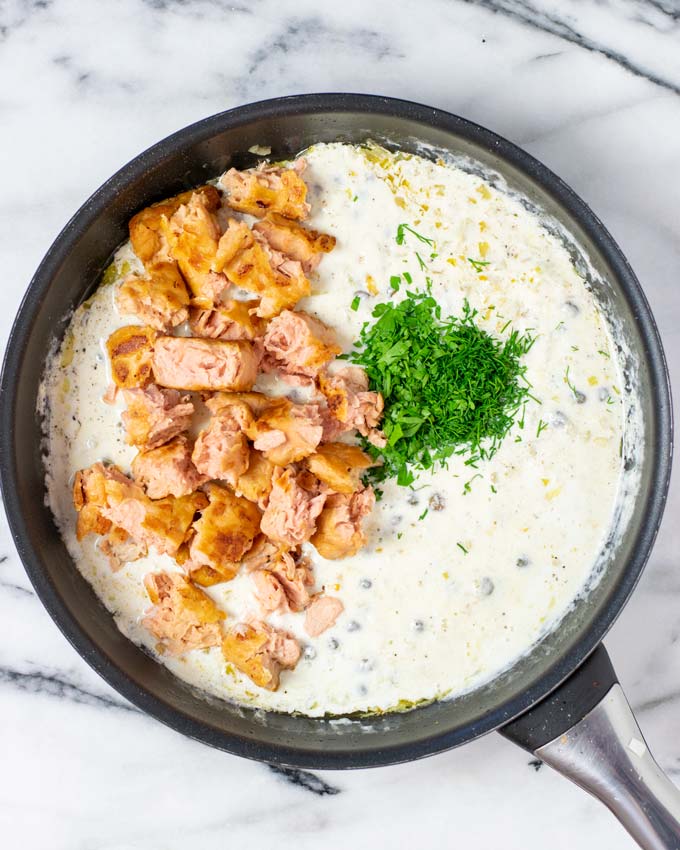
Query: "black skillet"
1 94 678 849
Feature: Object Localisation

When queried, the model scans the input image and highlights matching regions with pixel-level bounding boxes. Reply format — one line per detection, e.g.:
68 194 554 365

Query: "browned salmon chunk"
222 620 301 690
221 160 310 220
303 442 374 494
189 483 261 584
245 397 323 466
310 486 375 559
106 325 158 389
253 212 335 273
121 384 194 450
129 185 220 268
188 299 267 341
132 435 205 499
318 366 386 447
152 336 260 392
214 219 310 318
116 263 190 332
263 310 341 379
143 571 225 655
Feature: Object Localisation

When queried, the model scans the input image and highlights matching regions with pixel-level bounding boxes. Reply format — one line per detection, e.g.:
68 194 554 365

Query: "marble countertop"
1 1 679 847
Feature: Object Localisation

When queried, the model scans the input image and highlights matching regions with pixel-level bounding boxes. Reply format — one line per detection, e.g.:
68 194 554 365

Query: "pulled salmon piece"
222 620 301 691
260 466 326 548
240 533 282 572
74 462 205 557
318 366 386 447
303 442 374 494
263 310 341 380
221 159 310 220
192 410 250 487
143 571 225 655
189 300 267 341
73 466 148 569
252 551 314 615
164 192 227 306
311 486 375 560
132 435 205 499
253 213 335 273
214 219 310 318
122 384 194 450
245 397 323 466
188 483 261 585
106 325 158 389
235 449 276 507
129 185 221 267
99 526 147 572
304 595 344 637
116 263 190 332
152 336 260 392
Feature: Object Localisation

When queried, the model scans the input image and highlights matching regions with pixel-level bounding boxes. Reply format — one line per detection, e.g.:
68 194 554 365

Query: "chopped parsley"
350 295 361 312
467 257 491 273
351 292 537 486
390 275 401 291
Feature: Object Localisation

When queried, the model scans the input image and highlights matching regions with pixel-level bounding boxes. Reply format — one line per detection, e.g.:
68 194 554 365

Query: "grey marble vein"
268 764 342 796
461 0 680 94
0 665 139 713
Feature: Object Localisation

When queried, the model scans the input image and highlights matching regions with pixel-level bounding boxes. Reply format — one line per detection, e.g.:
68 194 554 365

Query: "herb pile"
350 289 537 486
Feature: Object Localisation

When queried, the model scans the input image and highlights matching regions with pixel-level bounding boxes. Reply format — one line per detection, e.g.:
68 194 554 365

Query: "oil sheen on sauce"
41 143 625 716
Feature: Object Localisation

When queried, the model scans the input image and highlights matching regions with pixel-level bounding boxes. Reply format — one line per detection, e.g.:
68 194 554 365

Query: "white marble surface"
1 1 679 847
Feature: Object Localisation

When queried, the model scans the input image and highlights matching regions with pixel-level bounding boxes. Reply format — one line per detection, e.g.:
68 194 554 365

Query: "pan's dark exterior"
0 95 672 769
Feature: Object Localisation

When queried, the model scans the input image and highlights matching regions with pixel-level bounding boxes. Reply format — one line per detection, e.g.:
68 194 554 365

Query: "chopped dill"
457 542 468 554
396 223 434 247
463 473 483 494
536 419 549 437
351 292 537 486
415 251 427 271
467 257 491 273
564 365 579 398
598 349 610 358
418 508 428 521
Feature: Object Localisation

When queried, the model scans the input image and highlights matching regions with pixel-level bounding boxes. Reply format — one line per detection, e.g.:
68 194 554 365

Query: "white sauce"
41 143 627 716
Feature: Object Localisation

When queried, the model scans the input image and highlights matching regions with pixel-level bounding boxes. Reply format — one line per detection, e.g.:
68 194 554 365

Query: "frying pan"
0 94 677 849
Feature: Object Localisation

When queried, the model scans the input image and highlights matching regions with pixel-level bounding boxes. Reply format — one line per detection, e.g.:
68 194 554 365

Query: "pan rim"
0 93 673 769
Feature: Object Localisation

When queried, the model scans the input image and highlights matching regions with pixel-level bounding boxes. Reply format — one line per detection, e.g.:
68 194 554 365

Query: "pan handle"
501 645 680 850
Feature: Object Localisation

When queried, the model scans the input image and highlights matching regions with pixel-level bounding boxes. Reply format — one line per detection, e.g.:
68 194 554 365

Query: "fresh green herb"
351 293 537 486
598 349 610 358
517 403 527 430
418 508 428 521
467 257 491 273
571 345 579 352
463 473 483 494
350 295 361 312
536 419 548 437
514 435 523 442
352 194 358 202
396 223 434 247
555 321 565 330
390 275 401 291
457 542 468 554
564 365 579 398
403 271 413 284
607 396 615 405
490 484 498 494
397 531 403 540
430 252 438 260
415 252 427 271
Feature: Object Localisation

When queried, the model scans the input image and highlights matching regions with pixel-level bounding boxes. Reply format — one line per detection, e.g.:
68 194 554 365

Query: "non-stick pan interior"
1 95 671 768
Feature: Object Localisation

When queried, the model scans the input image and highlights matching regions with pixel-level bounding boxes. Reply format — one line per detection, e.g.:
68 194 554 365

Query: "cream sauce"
41 143 626 716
